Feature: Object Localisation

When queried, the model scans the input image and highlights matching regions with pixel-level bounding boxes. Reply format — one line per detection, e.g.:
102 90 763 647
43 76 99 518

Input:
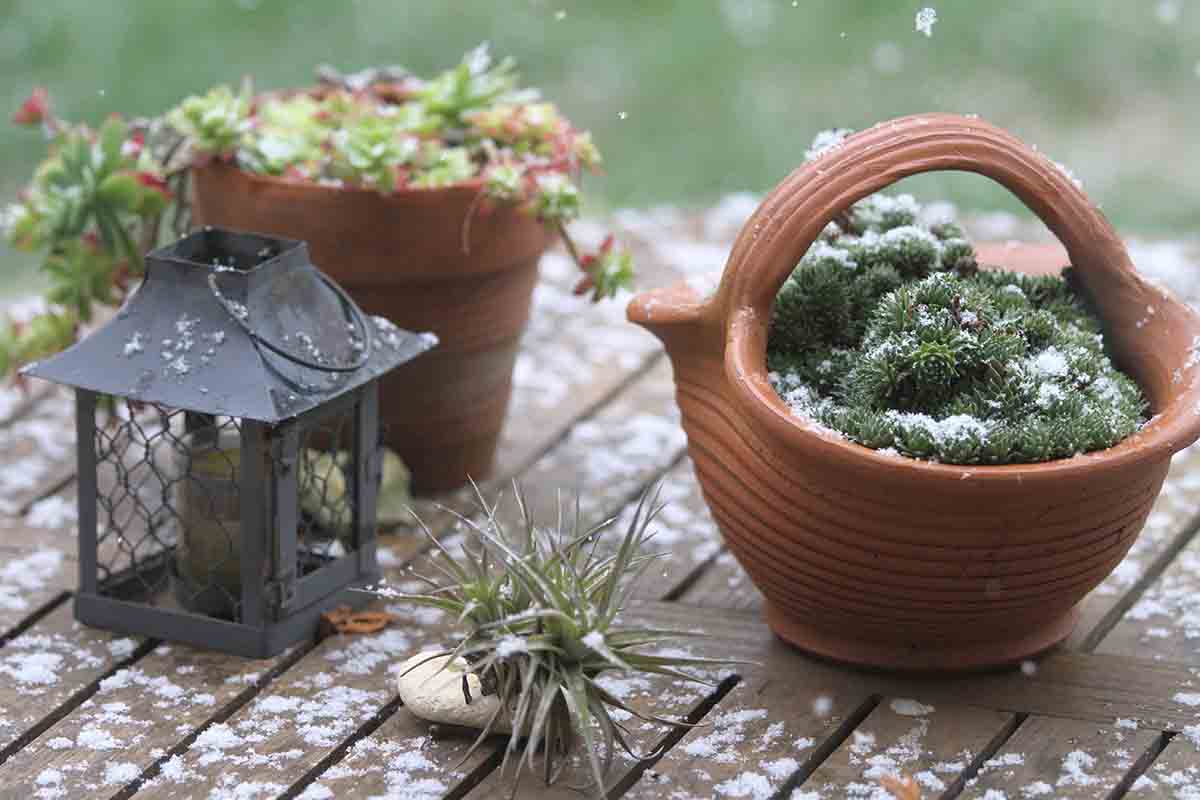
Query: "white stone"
396 651 510 733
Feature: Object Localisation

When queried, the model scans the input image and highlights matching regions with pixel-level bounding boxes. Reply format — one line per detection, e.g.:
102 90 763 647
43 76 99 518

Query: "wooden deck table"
0 200 1198 799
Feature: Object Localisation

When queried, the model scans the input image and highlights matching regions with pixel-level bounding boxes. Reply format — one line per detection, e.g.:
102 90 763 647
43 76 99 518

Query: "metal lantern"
23 227 434 657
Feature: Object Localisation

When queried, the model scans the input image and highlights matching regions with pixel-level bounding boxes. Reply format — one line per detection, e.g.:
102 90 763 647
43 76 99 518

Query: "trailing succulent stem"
767 147 1146 465
1 95 182 377
378 483 735 797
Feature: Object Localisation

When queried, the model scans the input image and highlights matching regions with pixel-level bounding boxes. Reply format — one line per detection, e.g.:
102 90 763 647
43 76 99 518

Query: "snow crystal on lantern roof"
21 227 435 423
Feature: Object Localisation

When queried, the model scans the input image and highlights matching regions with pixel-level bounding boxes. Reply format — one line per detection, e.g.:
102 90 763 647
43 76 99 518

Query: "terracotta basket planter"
628 114 1200 670
191 163 553 493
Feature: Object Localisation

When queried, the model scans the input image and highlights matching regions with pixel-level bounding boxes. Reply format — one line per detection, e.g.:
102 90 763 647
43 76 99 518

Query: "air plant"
379 483 734 798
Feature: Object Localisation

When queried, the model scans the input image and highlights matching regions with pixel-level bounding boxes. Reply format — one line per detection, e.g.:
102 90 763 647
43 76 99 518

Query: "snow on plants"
766 159 1147 466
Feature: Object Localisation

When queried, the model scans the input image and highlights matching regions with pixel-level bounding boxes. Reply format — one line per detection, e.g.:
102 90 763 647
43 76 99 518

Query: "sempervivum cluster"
166 44 631 301
767 187 1146 465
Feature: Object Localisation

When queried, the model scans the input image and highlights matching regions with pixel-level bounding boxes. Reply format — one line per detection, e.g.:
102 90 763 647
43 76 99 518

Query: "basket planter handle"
708 113 1198 443
717 114 1140 319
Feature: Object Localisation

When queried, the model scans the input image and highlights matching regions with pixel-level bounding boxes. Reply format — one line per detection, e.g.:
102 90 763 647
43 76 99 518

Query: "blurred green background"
2 0 1197 295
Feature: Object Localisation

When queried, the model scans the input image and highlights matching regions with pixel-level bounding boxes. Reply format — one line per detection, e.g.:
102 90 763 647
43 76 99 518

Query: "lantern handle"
208 271 374 373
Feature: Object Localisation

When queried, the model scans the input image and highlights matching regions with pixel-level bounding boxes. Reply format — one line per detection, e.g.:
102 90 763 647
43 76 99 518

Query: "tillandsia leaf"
586 679 697 735
396 650 454 678
562 665 607 796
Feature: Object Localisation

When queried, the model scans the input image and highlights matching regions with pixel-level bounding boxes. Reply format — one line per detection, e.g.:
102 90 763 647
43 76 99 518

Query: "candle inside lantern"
173 426 411 618
174 428 246 617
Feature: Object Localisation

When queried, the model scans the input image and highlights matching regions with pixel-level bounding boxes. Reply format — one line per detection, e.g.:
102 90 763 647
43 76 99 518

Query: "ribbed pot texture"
191 163 553 493
629 114 1200 670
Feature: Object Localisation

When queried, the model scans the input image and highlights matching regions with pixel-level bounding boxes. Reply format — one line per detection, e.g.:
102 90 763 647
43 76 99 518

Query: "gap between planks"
0 634 159 769
108 640 320 800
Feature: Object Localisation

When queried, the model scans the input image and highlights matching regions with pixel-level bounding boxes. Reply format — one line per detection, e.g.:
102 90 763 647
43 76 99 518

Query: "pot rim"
193 159 487 200
729 322 1200 485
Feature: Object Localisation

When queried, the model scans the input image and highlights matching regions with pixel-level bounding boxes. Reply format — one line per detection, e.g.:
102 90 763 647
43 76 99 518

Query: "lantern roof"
23 227 435 423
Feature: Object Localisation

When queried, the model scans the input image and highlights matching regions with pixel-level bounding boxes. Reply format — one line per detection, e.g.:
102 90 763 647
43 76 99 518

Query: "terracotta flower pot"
629 114 1200 670
191 163 553 493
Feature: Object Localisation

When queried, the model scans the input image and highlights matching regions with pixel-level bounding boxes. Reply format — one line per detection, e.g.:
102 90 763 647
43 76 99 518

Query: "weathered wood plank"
958 715 1159 799
0 536 436 800
1093 519 1200 665
0 388 76 519
0 640 287 799
619 603 1200 733
0 603 138 764
119 599 454 800
496 247 667 481
623 671 872 799
0 519 73 639
677 550 764 613
598 602 1200 798
0 382 54 430
285 707 495 800
1131 730 1200 797
626 455 724 603
1068 442 1200 653
797 699 1012 798
494 356 684 526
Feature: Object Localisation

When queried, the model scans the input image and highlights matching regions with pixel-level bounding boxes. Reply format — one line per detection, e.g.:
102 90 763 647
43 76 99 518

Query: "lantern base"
75 569 379 659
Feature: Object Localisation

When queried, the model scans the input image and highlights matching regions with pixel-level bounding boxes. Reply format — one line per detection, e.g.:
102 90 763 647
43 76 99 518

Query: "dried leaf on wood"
320 605 394 636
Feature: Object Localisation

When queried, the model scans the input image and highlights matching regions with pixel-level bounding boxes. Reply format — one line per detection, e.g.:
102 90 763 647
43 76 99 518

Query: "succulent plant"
767 135 1147 465
2 44 635 378
1 106 177 377
163 43 631 300
377 484 733 797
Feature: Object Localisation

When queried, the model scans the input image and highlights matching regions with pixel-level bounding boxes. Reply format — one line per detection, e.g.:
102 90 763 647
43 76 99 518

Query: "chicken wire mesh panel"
92 401 247 620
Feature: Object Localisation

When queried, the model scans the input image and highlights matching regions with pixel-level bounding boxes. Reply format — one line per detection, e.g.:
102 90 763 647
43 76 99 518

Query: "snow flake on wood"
0 548 63 612
297 734 457 800
0 389 75 517
24 495 77 529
